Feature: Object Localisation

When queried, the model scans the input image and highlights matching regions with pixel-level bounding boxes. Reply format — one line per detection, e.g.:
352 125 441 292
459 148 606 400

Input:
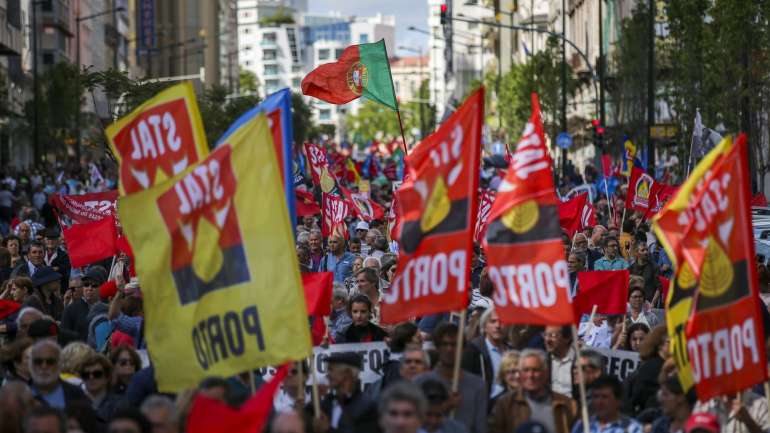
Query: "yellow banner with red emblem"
118 114 311 392
106 82 209 195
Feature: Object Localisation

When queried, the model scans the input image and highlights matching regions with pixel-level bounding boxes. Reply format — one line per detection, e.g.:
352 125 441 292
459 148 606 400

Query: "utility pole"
598 0 605 128
646 0 655 175
561 0 567 177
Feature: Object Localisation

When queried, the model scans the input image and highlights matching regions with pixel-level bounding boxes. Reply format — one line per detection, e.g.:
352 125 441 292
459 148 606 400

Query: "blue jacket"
320 251 356 282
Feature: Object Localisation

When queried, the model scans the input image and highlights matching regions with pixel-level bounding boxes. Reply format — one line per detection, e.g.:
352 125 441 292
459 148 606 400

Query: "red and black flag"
380 88 484 324
484 93 574 325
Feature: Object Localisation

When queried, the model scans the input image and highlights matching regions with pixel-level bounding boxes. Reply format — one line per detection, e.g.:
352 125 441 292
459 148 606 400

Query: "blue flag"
217 88 296 229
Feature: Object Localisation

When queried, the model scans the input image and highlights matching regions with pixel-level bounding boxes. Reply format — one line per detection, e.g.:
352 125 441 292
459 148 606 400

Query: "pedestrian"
109 345 142 395
319 234 356 282
622 325 667 416
25 267 64 321
650 376 696 433
22 406 67 433
570 375 643 433
378 381 426 433
420 379 469 433
593 237 629 271
335 294 387 343
544 325 576 398
625 279 659 328
461 308 511 399
140 395 179 433
107 407 152 433
78 353 122 422
628 243 661 304
308 230 324 272
61 268 104 342
27 339 92 410
12 240 46 278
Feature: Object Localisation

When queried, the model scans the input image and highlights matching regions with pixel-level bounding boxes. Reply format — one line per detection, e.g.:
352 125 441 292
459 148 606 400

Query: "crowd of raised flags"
0 38 770 433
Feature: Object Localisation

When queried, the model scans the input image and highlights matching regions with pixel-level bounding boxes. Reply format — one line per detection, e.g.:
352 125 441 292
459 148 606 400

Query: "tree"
258 7 294 26
497 37 579 142
292 92 314 143
239 69 260 94
198 84 262 145
345 100 401 143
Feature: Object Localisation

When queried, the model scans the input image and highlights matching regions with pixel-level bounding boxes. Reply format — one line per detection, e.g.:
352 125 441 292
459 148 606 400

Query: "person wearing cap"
319 234 356 283
354 221 370 254
489 349 576 433
683 413 720 433
570 375 642 433
415 322 487 433
61 268 105 342
307 351 380 433
24 266 64 321
43 229 70 289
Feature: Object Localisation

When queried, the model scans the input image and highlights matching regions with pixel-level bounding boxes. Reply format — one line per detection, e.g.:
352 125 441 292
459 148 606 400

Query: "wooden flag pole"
764 381 770 413
296 360 305 407
396 109 409 155
572 324 590 433
451 309 467 393
309 355 321 419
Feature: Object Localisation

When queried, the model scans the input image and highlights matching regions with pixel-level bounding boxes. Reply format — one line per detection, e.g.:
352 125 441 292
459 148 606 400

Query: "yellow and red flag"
653 134 766 400
106 82 209 195
380 88 483 324
118 115 310 392
484 93 574 325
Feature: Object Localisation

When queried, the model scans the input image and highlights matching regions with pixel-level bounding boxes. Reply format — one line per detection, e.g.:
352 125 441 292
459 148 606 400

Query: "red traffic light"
440 3 448 13
597 127 605 135
591 119 600 127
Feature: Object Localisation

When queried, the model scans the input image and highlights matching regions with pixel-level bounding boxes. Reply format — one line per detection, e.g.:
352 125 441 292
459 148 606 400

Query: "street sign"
557 132 572 149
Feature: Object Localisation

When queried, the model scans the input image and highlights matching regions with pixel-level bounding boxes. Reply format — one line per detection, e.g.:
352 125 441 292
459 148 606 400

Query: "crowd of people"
0 145 769 433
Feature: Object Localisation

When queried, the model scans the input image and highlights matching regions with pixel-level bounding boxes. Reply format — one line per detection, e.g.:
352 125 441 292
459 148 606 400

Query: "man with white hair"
462 308 511 399
28 340 91 410
140 395 178 433
15 306 44 338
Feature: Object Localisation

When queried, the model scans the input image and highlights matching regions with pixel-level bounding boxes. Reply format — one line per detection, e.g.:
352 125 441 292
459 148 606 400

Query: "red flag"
654 134 767 400
341 187 385 222
601 154 612 178
574 270 630 317
0 300 21 320
304 143 338 194
381 88 483 324
187 364 289 433
751 194 768 207
302 272 333 316
321 193 350 238
643 183 678 219
559 193 595 237
49 191 118 224
296 189 321 217
474 189 496 243
626 167 656 213
63 215 118 268
484 93 574 325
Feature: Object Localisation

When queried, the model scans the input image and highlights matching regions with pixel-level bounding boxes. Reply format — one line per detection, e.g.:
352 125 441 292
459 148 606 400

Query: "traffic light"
591 119 605 151
440 3 448 25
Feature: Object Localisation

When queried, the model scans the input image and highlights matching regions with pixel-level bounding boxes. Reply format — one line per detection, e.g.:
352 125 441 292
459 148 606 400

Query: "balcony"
39 0 72 36
0 3 22 56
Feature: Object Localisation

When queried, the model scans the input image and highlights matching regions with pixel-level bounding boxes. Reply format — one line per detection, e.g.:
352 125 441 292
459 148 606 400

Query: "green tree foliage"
198 84 262 145
497 37 578 141
292 92 314 143
239 70 260 94
258 7 294 26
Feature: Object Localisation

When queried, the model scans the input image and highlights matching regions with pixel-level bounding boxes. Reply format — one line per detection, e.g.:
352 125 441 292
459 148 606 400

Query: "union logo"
633 173 653 208
346 62 368 95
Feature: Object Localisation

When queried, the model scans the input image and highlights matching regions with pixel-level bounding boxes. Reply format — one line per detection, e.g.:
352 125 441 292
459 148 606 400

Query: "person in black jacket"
461 308 511 400
335 294 387 343
60 268 104 342
308 351 381 433
622 325 668 416
43 229 70 291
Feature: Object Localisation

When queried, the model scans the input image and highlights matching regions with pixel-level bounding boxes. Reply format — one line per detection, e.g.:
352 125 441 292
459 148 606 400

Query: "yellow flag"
106 82 209 195
118 114 311 392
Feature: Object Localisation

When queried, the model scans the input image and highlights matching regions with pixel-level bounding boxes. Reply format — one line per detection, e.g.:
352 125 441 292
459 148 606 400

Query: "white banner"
311 342 391 390
593 348 641 381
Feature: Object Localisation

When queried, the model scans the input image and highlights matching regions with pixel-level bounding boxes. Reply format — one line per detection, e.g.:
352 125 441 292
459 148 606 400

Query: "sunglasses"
83 281 97 287
32 357 57 367
82 370 105 380
117 359 134 367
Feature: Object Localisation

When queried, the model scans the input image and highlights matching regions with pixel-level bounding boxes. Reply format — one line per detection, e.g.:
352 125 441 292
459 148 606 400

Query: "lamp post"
75 6 125 162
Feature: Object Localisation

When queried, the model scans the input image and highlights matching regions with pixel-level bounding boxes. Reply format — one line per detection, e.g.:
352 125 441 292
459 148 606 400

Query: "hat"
31 267 62 288
28 318 58 339
515 422 548 433
685 413 719 433
355 221 369 231
324 352 363 370
83 266 107 286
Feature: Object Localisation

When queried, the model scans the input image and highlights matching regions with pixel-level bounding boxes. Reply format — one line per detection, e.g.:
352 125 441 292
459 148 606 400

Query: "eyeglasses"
82 281 97 288
32 357 57 367
81 369 105 380
387 409 417 418
117 359 134 367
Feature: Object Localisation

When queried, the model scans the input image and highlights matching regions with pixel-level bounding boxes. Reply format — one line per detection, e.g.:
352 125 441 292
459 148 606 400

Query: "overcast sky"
308 0 430 57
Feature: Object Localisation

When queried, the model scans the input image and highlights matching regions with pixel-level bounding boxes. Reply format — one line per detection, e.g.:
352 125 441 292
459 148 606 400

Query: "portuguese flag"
301 39 398 111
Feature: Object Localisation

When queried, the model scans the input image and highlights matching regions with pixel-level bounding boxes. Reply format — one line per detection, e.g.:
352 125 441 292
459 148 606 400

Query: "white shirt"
331 399 343 428
579 320 613 348
551 347 575 397
485 338 505 398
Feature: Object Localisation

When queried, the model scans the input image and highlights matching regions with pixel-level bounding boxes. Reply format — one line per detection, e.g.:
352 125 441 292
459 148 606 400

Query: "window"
292 78 301 87
335 49 344 59
319 109 331 120
263 32 277 42
359 34 369 43
318 49 330 60
292 65 301 73
468 22 479 30
242 27 251 34
264 65 278 75
263 49 277 60
42 53 53 65
265 79 280 92
244 60 252 66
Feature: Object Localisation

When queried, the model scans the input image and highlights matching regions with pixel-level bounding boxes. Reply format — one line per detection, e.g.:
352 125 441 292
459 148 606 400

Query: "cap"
31 267 62 288
515 422 548 433
324 352 363 370
28 318 58 339
83 266 108 286
355 221 370 231
685 412 719 433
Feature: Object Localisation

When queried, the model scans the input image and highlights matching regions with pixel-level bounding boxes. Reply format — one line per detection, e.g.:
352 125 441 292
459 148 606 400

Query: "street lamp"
75 6 126 162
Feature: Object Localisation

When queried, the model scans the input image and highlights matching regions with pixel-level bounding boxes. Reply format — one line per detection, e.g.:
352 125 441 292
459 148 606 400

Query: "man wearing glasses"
593 237 630 271
61 268 105 342
27 340 91 411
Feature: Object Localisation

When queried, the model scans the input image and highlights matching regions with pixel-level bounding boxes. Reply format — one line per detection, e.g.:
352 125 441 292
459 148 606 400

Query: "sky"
308 0 430 57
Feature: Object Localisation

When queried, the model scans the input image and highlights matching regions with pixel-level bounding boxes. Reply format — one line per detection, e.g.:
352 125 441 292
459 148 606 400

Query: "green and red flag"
301 39 398 111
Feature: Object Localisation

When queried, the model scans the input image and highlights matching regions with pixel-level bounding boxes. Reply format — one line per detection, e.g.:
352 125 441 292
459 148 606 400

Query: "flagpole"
572 324 591 433
381 40 410 156
310 354 321 419
396 109 409 155
451 309 467 417
604 181 613 224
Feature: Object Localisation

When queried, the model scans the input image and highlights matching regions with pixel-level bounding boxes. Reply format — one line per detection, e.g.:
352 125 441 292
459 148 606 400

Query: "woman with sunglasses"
110 345 142 395
79 353 122 422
